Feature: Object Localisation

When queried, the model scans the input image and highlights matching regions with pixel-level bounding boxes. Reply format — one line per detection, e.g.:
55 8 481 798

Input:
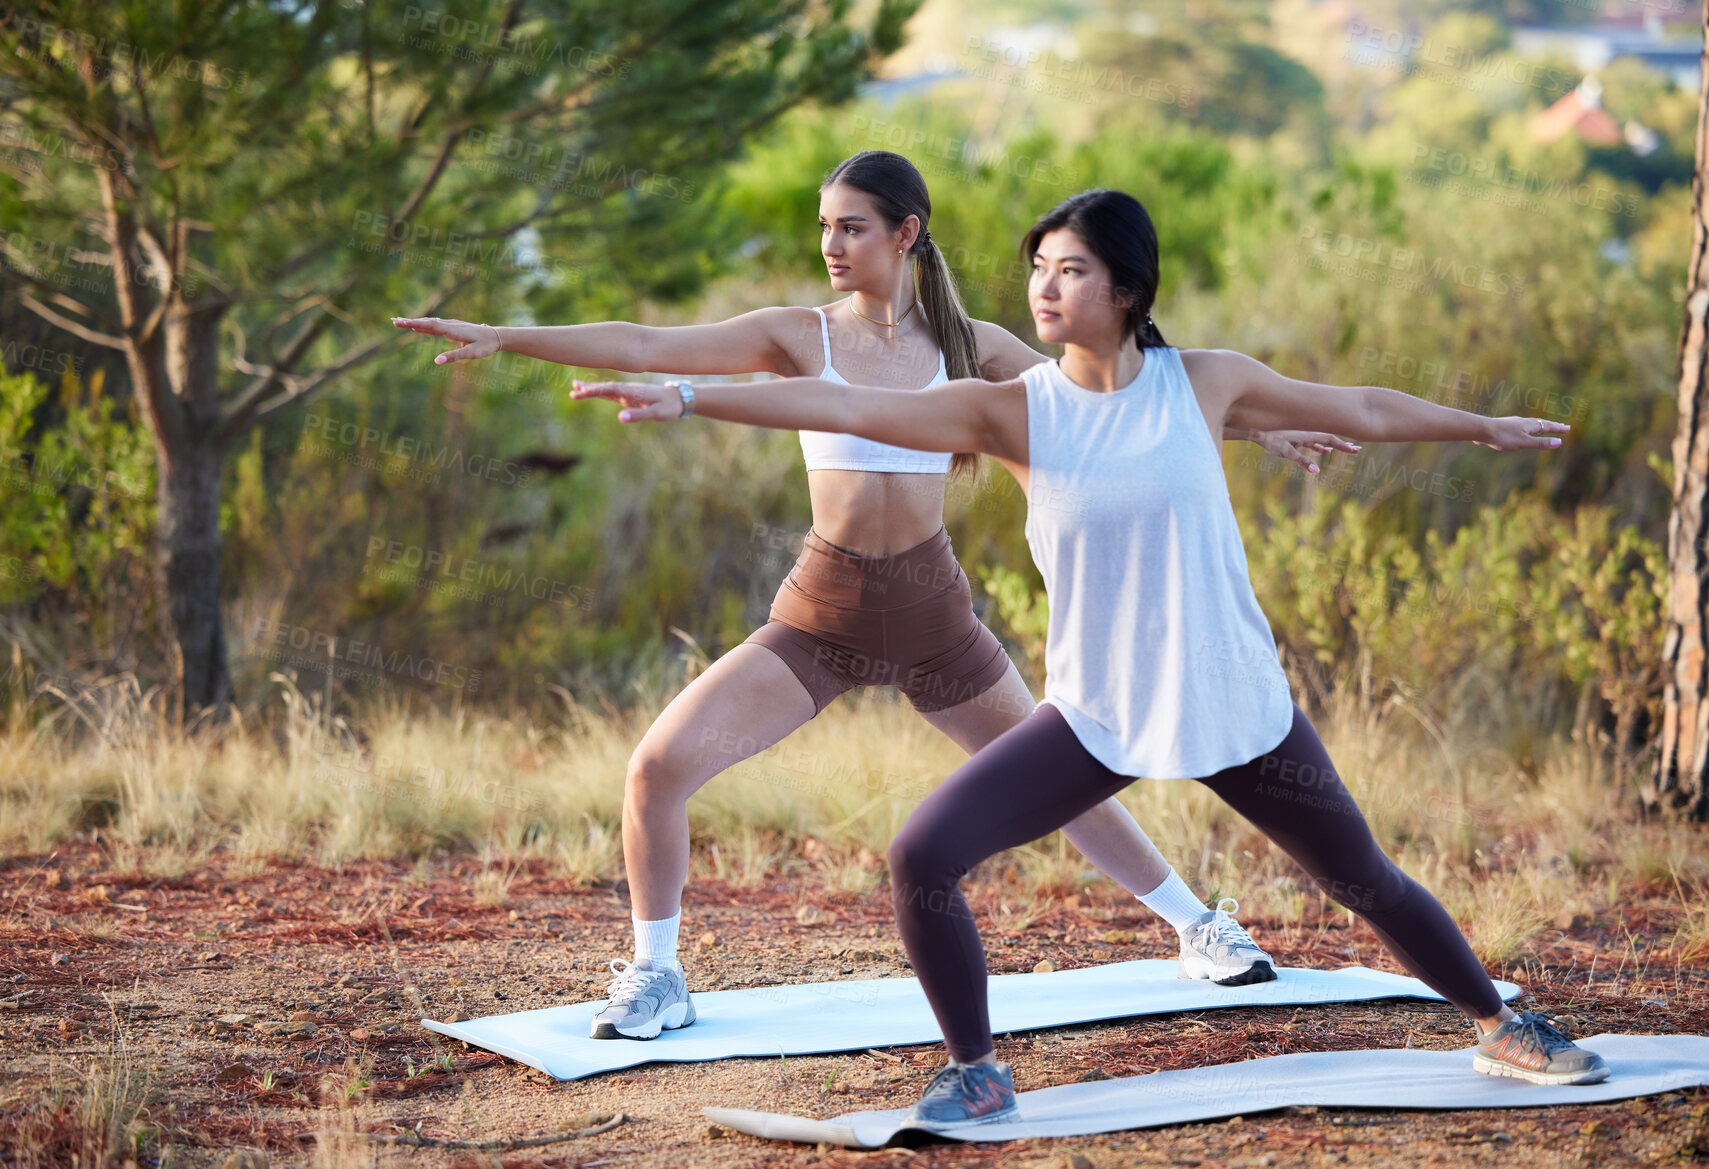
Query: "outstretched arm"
974 323 1360 471
391 306 812 376
570 375 1025 462
1200 349 1569 450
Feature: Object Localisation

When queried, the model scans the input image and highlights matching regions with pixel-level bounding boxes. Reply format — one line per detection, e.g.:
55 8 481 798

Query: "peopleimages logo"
399 7 631 79
452 133 697 202
15 18 251 91
1411 145 1638 217
364 538 595 611
349 210 583 277
1296 225 1522 299
0 123 129 174
254 619 482 692
1356 348 1586 424
1344 20 1577 93
302 413 532 487
852 116 1078 188
959 35 1195 109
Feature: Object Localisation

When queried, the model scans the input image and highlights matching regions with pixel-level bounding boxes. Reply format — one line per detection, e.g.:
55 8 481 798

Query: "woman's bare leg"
623 643 817 921
591 643 820 1038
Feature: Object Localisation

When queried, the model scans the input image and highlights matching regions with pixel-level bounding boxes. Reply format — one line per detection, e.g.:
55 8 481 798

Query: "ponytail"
912 234 982 480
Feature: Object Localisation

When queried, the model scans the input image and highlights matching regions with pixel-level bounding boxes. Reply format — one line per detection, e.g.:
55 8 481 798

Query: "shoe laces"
1198 897 1257 948
1508 1010 1574 1054
919 1062 967 1100
602 958 660 1002
921 1060 1005 1102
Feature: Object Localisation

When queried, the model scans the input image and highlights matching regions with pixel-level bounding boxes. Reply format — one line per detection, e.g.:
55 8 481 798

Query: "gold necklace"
850 299 918 329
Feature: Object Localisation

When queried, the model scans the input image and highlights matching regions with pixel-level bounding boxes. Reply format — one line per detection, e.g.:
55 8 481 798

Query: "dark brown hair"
1022 188 1167 348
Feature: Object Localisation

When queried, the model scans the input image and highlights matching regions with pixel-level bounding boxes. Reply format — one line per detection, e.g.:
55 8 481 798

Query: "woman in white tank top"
394 153 1349 1040
574 188 1603 1114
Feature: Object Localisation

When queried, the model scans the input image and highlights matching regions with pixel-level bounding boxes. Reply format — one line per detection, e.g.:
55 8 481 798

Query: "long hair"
1021 188 1167 349
821 150 980 480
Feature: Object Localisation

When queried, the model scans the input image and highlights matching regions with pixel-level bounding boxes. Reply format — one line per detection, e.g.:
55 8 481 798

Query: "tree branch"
391 0 522 225
238 335 392 430
16 293 127 350
0 255 125 336
134 223 174 298
446 185 554 244
0 154 43 184
217 312 338 439
225 274 475 438
496 23 673 126
262 3 521 285
218 263 366 428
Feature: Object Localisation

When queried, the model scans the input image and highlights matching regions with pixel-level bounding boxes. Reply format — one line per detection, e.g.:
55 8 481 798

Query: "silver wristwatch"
666 380 695 419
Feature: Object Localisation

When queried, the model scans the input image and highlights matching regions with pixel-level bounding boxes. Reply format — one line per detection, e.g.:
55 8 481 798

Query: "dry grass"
1672 899 1709 963
470 854 523 908
307 1086 379 1169
5 1045 163 1169
555 815 623 887
1 670 1705 963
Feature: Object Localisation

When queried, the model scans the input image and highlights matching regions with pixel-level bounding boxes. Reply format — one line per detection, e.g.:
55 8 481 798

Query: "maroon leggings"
888 701 1505 1063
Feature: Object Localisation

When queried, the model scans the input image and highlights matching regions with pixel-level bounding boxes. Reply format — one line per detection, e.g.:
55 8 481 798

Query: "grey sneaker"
1178 897 1276 986
589 959 697 1040
904 1060 1018 1126
1472 1011 1609 1085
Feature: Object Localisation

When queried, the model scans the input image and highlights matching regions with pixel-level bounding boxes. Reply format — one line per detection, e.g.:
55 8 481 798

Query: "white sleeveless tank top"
1021 348 1295 779
798 306 954 474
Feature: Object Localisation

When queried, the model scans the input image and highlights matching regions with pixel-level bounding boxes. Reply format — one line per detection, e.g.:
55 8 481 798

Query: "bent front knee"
624 747 697 815
889 826 969 893
887 833 929 887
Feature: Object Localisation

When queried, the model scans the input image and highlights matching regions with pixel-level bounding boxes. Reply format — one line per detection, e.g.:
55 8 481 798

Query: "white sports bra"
797 306 955 474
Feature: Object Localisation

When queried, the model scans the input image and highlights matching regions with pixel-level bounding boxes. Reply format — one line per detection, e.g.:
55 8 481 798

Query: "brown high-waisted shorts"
744 525 1011 715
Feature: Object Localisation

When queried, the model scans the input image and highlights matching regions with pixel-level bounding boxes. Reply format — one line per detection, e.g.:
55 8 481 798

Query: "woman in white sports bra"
393 151 1353 1039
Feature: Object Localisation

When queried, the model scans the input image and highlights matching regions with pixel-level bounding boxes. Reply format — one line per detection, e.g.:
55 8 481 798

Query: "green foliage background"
1 0 1696 776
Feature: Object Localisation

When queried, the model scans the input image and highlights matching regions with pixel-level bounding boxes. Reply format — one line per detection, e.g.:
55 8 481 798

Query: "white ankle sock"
633 911 682 971
1136 868 1210 933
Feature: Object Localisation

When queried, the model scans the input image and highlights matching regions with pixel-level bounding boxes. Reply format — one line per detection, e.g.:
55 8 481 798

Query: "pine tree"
0 0 914 718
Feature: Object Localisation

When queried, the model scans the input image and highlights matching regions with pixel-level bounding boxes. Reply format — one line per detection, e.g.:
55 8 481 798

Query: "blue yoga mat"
707 1033 1709 1146
421 959 1522 1081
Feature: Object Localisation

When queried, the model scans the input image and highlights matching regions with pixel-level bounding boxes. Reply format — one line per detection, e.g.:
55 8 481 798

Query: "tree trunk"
1648 0 1709 821
97 146 237 723
159 294 234 721
157 445 232 719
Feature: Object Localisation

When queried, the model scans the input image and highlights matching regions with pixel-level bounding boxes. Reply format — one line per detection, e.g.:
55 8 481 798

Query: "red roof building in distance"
1531 75 1623 147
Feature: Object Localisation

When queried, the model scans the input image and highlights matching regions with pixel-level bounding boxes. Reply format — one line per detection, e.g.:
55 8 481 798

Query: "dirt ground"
3 843 1708 1169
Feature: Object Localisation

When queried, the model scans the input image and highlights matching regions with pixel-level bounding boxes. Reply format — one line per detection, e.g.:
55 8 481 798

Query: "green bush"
0 366 156 665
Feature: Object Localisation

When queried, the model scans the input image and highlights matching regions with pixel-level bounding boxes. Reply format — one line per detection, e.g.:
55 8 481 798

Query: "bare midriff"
804 468 949 555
